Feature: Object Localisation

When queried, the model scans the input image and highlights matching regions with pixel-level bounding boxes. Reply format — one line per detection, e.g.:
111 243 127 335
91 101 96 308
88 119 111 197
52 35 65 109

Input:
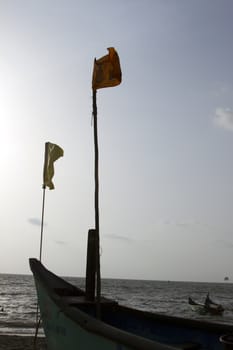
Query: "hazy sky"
1 0 233 282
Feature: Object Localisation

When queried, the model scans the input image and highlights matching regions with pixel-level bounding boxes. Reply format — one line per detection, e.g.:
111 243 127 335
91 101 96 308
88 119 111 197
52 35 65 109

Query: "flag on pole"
92 47 122 90
43 142 64 190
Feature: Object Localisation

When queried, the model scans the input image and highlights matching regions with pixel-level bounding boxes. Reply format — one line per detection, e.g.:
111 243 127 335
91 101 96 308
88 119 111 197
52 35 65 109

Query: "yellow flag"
92 47 122 90
43 142 64 190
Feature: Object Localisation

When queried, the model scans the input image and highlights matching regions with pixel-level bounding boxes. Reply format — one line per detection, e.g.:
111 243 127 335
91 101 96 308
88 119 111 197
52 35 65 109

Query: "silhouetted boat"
188 294 224 316
30 258 233 350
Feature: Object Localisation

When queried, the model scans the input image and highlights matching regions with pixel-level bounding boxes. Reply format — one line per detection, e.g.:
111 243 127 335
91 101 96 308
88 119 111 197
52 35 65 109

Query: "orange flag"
92 47 122 90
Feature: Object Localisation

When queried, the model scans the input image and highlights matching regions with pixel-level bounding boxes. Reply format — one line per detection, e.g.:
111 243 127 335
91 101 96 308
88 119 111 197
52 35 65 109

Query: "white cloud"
54 240 67 245
28 217 47 227
214 108 233 131
104 233 133 243
28 218 44 227
211 83 233 97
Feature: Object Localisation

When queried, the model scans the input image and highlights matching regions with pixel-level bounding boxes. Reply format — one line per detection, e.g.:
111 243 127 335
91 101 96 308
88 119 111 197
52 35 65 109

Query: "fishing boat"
30 257 233 350
30 48 233 350
188 295 224 316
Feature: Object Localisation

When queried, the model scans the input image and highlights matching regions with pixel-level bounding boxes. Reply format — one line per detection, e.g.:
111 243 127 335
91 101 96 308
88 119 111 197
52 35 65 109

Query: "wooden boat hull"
188 298 224 316
30 258 233 350
190 305 224 316
190 304 209 315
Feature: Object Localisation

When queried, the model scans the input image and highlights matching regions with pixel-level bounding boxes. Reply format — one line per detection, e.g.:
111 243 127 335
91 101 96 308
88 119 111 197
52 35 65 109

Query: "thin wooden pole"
35 185 46 347
39 186 46 262
92 89 101 317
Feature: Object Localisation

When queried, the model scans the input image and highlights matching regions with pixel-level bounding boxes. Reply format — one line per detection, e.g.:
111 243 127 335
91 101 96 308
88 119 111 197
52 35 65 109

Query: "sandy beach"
0 335 47 350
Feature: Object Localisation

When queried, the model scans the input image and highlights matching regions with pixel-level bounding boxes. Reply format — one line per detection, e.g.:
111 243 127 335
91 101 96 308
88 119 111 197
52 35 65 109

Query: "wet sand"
0 335 47 350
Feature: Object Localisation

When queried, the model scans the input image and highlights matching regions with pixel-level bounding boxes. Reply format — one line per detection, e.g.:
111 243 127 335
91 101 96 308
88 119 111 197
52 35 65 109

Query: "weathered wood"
85 229 97 301
92 89 101 317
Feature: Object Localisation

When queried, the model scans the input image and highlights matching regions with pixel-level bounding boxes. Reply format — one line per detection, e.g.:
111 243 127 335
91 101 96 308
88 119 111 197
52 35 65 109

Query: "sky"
1 0 233 282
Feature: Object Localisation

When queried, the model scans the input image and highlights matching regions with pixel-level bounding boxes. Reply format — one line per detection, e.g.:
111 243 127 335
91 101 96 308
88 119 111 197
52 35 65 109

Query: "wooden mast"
92 88 101 316
88 47 121 316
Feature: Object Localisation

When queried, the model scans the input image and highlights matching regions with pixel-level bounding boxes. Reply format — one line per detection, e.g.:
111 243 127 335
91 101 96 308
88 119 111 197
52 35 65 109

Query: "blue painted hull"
30 259 233 350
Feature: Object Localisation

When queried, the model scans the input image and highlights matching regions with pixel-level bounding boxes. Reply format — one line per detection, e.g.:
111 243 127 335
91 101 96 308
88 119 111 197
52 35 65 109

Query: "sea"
0 273 233 336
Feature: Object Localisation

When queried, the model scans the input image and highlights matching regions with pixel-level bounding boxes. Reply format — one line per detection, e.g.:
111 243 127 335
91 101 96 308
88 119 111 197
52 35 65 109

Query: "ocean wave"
0 320 38 328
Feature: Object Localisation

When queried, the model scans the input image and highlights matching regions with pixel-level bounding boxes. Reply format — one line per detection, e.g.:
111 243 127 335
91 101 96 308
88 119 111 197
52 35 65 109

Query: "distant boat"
0 306 7 315
188 294 224 316
224 276 229 281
